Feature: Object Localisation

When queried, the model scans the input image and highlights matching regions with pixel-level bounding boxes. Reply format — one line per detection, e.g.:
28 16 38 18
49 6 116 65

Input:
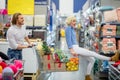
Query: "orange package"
102 25 116 36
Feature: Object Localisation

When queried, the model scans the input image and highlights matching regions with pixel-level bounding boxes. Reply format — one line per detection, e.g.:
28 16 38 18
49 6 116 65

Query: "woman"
65 16 119 80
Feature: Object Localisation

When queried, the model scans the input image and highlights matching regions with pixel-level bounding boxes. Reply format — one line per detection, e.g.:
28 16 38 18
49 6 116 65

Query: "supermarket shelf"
100 36 120 39
101 23 120 27
99 52 115 57
26 26 46 30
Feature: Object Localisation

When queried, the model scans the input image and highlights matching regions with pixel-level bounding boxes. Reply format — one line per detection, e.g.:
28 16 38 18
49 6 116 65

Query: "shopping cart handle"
28 44 37 48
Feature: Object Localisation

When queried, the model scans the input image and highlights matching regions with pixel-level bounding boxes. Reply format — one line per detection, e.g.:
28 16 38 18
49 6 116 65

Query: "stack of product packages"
101 24 116 53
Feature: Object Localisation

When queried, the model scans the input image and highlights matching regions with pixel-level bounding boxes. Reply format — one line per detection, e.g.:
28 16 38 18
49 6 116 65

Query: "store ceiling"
52 0 87 13
34 0 88 13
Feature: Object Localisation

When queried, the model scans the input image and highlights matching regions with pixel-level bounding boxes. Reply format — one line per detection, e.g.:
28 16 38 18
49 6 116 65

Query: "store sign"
52 0 59 10
8 0 34 15
74 0 87 12
35 0 48 5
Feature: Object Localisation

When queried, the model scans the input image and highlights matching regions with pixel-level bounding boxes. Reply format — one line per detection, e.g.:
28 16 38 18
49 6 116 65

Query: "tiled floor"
37 37 90 80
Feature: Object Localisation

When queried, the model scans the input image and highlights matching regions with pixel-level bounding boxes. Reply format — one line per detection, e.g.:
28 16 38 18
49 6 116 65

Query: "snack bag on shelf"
101 38 116 53
102 25 116 36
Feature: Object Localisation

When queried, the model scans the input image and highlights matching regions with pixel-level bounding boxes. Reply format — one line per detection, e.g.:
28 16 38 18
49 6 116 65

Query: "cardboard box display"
55 62 66 71
43 62 55 71
42 54 54 62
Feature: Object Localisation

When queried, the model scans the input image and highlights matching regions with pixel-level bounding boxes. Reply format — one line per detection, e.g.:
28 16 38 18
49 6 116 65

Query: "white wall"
0 0 5 9
59 0 73 15
34 5 48 15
